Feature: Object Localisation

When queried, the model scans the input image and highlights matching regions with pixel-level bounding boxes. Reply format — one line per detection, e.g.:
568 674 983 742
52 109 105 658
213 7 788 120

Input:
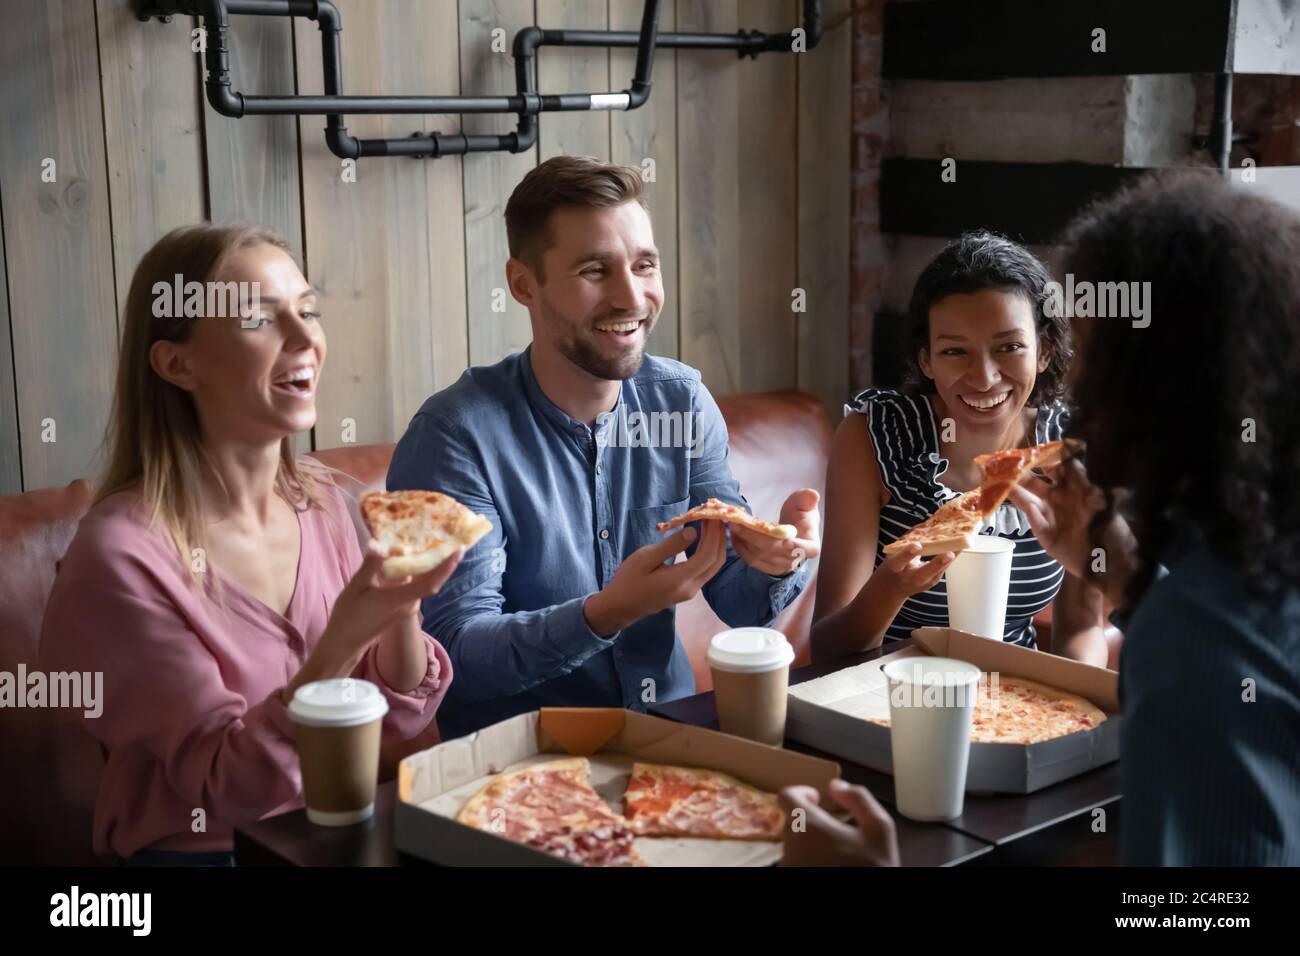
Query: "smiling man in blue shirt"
388 156 821 739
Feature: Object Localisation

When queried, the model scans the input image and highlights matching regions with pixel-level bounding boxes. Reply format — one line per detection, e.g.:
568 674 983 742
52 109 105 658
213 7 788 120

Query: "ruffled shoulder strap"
846 387 946 513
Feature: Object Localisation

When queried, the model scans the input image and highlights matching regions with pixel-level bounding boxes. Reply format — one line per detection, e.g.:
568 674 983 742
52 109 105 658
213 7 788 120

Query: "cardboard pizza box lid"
910 627 1119 713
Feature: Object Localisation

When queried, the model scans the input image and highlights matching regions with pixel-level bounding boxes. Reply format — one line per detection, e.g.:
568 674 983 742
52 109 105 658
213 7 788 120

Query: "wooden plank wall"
0 0 851 492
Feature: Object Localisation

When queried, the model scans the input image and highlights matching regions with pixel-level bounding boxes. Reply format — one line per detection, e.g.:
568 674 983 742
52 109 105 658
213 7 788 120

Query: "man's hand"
583 521 728 636
729 488 821 576
778 780 899 867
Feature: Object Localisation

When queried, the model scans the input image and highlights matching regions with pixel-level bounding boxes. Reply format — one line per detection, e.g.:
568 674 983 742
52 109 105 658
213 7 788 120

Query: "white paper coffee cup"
945 536 1016 639
708 627 795 746
288 679 388 826
882 657 981 821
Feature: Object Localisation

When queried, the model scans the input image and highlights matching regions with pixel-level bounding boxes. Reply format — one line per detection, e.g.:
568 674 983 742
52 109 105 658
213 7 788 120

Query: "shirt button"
600 529 610 540
596 465 602 475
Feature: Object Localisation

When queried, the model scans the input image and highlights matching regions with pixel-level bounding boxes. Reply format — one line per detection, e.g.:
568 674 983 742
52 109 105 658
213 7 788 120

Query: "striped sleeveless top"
847 387 1070 647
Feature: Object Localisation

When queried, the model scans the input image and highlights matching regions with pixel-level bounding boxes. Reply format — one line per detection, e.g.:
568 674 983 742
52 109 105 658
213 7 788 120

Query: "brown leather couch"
0 389 832 865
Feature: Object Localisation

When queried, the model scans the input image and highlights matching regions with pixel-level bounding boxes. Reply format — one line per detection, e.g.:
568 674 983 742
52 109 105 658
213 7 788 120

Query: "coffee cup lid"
288 678 389 727
707 627 795 673
881 656 982 687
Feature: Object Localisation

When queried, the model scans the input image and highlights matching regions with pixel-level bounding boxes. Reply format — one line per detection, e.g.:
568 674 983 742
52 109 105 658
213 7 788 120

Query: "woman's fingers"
355 543 389 586
883 541 922 571
389 549 465 602
1008 484 1051 536
915 551 955 588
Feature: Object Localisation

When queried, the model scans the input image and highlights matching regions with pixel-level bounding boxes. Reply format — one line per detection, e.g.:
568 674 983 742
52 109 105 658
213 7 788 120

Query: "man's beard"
542 300 654 381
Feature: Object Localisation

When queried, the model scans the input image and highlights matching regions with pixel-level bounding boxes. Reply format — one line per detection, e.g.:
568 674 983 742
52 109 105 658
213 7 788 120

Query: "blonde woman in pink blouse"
40 224 459 866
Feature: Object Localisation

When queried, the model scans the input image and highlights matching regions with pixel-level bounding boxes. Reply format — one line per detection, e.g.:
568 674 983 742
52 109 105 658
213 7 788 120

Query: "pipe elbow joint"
802 0 823 49
312 0 342 33
325 125 361 160
627 82 651 110
511 118 539 153
206 83 244 117
514 26 543 59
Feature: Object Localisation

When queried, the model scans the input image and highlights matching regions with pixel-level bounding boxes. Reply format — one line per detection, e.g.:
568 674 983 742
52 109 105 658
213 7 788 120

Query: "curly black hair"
901 230 1073 406
1060 170 1300 604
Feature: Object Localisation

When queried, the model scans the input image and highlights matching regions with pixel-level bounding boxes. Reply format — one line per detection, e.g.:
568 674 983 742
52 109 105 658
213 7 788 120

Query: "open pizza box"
395 707 841 866
786 627 1121 794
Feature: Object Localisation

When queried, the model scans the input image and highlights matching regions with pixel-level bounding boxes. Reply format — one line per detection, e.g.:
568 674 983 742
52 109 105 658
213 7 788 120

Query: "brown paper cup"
288 678 388 826
708 627 795 747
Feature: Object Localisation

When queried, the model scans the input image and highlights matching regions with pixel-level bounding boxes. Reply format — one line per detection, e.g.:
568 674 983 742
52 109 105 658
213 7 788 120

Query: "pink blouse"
39 478 453 858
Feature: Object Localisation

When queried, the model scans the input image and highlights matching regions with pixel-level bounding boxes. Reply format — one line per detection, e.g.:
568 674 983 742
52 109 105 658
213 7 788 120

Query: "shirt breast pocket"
626 497 691 561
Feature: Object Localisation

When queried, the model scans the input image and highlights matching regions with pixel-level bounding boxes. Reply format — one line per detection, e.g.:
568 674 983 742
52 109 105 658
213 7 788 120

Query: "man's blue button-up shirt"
387 347 808 739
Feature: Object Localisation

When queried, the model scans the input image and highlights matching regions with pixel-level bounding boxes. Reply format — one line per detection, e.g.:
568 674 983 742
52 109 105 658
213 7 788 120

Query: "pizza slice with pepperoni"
621 763 784 841
882 439 1081 556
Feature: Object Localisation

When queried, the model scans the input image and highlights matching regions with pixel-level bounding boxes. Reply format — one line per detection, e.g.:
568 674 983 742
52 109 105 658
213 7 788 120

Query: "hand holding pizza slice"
656 489 822 576
882 439 1084 557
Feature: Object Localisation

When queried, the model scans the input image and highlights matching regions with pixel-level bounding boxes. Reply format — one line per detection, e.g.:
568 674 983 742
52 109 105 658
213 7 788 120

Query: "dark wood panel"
880 157 1149 244
883 0 1234 80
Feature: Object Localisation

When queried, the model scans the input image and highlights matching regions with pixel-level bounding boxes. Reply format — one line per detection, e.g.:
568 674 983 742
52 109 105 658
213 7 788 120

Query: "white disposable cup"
708 627 795 746
945 536 1016 639
882 657 981 821
288 679 388 826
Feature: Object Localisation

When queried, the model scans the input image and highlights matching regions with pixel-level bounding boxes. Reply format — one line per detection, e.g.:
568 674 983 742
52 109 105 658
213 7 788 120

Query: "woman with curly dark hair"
1011 172 1300 865
812 231 1110 665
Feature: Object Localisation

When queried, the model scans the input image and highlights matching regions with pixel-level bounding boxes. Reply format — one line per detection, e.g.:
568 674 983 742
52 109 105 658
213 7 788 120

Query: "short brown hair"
505 155 647 280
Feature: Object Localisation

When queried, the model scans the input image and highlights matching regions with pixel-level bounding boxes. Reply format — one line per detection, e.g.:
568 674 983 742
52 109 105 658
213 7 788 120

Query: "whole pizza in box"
866 674 1107 745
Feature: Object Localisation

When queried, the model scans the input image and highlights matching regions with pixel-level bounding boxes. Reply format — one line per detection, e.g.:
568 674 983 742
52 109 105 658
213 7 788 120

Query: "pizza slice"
360 490 493 578
972 438 1082 516
882 438 1083 557
622 763 784 841
881 489 987 556
656 498 796 539
457 758 645 867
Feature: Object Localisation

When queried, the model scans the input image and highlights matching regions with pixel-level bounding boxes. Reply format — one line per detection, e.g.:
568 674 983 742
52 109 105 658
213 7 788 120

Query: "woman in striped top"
811 232 1110 665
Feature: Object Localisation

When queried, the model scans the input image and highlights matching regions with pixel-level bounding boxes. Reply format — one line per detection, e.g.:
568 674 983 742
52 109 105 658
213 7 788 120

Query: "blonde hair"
98 223 335 582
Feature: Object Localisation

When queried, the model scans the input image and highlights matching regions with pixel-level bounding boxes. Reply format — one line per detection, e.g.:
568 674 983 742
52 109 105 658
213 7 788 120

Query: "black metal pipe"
143 0 820 160
628 0 659 107
243 94 531 115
